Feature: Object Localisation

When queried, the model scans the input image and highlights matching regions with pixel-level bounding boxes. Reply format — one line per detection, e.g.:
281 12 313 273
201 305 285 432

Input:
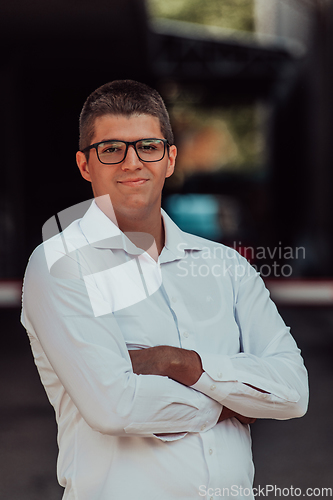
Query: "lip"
118 178 149 187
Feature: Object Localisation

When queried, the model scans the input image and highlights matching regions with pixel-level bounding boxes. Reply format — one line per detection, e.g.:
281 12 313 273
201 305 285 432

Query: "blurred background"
1 0 333 498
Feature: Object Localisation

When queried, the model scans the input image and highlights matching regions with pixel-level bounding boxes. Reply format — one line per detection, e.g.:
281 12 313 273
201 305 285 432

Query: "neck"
115 208 165 260
94 196 165 259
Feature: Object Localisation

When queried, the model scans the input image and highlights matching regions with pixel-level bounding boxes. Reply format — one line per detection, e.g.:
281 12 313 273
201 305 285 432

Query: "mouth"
118 178 149 187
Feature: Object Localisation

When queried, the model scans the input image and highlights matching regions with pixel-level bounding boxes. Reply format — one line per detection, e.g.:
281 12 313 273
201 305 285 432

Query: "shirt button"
171 296 177 303
210 384 216 391
209 448 213 455
200 424 206 431
210 497 214 500
183 331 189 338
217 372 223 379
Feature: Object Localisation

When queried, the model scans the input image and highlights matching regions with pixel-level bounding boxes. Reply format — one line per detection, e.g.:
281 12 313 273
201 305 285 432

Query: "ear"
165 145 177 178
76 151 92 183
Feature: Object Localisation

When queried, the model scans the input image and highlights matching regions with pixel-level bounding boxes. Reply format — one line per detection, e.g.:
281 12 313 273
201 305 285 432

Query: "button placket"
161 274 197 350
200 430 220 500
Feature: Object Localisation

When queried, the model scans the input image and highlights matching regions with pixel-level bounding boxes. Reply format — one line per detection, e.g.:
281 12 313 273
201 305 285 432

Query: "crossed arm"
129 345 257 425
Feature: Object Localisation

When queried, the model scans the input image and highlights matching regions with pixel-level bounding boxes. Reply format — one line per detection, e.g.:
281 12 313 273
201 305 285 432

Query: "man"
21 80 308 500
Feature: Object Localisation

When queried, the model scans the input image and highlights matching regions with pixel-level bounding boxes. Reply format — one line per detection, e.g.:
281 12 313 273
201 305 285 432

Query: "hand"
218 406 256 425
129 346 204 386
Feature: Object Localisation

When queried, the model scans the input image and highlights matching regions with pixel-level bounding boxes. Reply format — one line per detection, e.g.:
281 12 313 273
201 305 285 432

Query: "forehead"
92 114 163 143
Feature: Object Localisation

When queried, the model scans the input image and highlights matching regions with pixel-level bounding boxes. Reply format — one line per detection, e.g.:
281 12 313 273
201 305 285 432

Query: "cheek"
89 170 114 196
91 167 111 185
158 161 173 181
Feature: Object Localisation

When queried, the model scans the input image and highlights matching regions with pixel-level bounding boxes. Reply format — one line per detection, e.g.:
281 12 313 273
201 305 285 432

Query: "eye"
104 146 118 153
99 141 125 154
138 140 162 151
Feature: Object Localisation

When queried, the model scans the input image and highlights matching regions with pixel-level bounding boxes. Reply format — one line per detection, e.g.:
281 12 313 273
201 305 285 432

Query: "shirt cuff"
197 353 237 383
189 353 237 404
191 371 235 404
192 353 300 404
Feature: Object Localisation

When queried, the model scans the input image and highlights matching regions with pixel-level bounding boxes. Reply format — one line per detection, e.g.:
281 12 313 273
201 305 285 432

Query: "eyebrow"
96 138 162 144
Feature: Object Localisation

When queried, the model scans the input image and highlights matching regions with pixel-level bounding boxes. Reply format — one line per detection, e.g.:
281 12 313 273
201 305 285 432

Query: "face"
76 114 176 224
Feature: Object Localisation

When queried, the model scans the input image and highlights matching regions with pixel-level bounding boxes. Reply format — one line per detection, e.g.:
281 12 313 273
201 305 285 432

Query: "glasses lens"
97 141 126 164
136 139 165 162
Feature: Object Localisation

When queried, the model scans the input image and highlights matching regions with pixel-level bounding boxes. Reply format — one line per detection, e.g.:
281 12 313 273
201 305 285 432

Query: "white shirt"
21 200 308 500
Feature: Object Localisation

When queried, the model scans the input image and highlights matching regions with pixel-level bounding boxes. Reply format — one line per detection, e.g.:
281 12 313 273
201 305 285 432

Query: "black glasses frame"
81 138 170 165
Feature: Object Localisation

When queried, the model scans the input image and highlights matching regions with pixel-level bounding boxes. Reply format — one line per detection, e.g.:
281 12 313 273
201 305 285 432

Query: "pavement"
0 306 332 500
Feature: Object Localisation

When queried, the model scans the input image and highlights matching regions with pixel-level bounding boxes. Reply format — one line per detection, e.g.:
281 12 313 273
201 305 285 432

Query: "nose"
121 144 142 170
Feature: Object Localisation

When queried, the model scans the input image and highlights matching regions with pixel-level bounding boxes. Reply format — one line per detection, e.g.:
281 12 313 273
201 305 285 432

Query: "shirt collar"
160 209 204 263
79 200 142 255
79 200 204 259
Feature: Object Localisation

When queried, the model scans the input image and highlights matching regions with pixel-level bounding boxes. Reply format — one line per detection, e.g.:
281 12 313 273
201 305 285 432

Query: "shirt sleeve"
21 244 222 438
192 258 309 420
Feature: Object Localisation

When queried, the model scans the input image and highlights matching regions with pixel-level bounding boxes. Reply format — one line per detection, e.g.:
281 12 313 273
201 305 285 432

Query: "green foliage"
147 0 254 33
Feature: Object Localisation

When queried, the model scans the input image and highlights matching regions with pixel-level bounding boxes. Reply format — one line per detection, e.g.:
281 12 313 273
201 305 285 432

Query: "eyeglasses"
81 138 169 165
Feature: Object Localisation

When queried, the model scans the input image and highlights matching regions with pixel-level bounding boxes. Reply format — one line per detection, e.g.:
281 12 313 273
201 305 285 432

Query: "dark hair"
79 80 174 152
